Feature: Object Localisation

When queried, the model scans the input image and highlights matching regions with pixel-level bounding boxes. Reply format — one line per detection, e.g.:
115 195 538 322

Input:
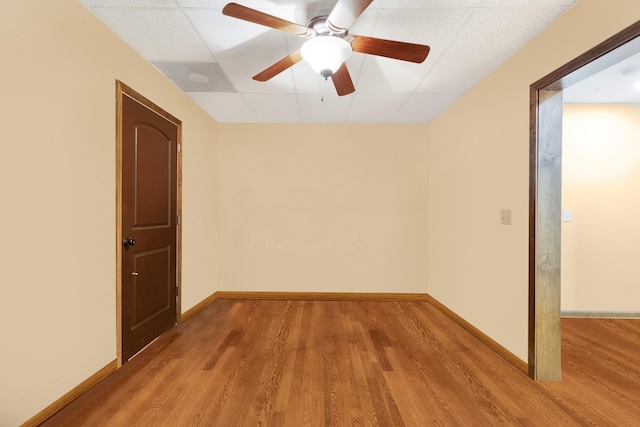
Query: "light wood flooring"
42 300 640 426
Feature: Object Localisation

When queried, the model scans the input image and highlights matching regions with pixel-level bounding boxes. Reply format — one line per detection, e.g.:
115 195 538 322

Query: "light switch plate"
500 209 512 225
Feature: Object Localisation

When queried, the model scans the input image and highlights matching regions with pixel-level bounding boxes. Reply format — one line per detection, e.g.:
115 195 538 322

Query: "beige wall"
0 0 219 424
217 123 429 293
5 0 640 424
562 104 640 311
427 0 640 361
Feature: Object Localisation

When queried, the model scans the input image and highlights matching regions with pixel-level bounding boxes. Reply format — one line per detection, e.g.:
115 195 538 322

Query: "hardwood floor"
42 300 640 426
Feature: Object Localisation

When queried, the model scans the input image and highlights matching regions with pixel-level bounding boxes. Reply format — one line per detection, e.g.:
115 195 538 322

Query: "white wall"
562 104 640 311
0 0 219 424
217 123 429 294
427 0 640 361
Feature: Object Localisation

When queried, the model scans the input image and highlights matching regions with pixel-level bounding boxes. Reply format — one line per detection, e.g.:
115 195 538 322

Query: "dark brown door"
121 94 178 362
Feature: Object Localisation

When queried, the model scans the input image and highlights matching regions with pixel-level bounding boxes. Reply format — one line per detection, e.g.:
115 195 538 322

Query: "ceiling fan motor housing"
306 15 347 37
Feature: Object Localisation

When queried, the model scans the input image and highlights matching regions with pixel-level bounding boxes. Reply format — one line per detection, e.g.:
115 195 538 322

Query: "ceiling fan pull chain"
321 76 326 102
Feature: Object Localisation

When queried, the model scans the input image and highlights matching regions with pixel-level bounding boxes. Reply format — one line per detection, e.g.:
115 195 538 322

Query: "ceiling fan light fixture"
301 36 352 77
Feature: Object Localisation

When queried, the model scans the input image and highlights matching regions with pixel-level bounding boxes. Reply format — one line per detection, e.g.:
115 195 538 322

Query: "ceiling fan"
222 0 431 96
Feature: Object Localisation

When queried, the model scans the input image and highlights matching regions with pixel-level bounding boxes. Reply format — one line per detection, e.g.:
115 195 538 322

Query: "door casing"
116 81 182 367
529 20 640 380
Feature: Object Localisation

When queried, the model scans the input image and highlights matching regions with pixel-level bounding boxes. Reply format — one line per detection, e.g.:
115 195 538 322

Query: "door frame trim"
528 20 640 380
116 81 183 367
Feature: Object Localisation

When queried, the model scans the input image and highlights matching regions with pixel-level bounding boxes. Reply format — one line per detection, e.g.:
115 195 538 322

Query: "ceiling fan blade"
253 51 303 82
223 3 313 36
326 0 373 33
350 35 430 63
331 63 355 96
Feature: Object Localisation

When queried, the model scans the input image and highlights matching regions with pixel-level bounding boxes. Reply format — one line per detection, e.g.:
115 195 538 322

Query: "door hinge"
177 143 181 153
177 214 181 225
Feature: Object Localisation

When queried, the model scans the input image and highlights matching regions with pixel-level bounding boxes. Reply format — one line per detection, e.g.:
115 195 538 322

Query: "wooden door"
119 85 180 362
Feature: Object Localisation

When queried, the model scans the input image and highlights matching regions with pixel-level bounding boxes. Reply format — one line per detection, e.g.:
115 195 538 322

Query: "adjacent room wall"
427 0 640 361
217 123 429 294
0 0 219 424
562 104 640 312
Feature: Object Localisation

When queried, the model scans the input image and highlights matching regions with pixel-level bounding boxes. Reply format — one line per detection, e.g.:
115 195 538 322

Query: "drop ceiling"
79 0 579 124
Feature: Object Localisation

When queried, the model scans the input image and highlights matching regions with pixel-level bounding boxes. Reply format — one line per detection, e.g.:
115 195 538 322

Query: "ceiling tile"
389 92 463 123
354 55 428 93
291 0 353 24
80 0 178 7
187 92 256 122
381 0 482 7
88 8 213 61
343 7 379 35
346 93 409 123
187 8 295 92
177 0 321 12
297 93 353 123
175 0 224 7
370 7 472 48
153 61 236 91
480 0 576 6
418 5 569 93
354 7 472 93
186 8 273 52
241 93 302 122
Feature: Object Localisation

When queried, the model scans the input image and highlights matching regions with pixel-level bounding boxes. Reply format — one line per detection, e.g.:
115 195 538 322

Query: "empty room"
2 0 640 425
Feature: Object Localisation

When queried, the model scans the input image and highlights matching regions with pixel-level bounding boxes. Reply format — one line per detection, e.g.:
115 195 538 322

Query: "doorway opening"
529 21 640 380
116 81 183 366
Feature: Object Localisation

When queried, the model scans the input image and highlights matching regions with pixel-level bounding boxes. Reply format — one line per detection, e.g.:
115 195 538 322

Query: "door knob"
123 237 136 247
